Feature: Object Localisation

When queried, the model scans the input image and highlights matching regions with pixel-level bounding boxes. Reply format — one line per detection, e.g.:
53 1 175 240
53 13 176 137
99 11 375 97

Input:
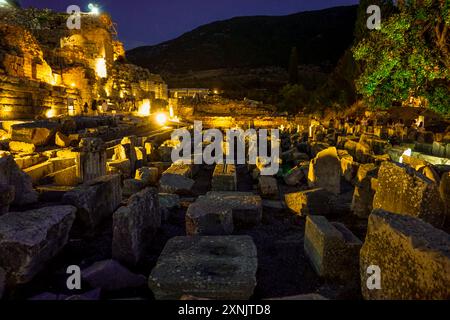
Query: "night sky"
20 0 359 49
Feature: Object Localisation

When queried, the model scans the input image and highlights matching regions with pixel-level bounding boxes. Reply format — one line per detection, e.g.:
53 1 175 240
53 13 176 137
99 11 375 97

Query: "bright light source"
399 148 412 164
88 3 100 15
155 112 168 126
138 99 151 116
95 58 107 78
169 105 174 118
45 109 56 118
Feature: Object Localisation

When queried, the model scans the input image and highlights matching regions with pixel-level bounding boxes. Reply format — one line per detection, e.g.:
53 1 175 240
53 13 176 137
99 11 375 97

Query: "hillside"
127 6 358 74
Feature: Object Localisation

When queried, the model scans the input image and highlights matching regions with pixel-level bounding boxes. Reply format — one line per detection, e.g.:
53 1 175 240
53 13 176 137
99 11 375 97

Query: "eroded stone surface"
148 236 257 300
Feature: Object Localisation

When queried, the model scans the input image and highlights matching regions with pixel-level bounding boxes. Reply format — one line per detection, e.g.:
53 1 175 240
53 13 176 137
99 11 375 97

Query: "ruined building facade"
0 8 167 120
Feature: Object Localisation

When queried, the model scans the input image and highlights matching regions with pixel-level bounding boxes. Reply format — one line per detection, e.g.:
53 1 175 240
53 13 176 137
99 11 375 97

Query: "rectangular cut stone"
304 216 362 282
159 164 195 194
148 236 257 300
258 176 278 198
24 161 54 184
308 147 341 195
285 188 332 216
63 174 122 228
113 188 161 266
360 209 450 300
0 206 76 286
205 192 262 228
186 197 234 235
212 164 237 191
373 161 445 228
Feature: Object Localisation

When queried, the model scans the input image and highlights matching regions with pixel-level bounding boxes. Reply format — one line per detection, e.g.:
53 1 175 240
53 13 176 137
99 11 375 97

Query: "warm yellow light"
68 105 75 116
169 105 174 118
120 91 124 98
155 112 168 126
138 99 151 116
95 58 107 78
70 83 76 88
213 89 219 95
399 148 412 164
46 109 56 118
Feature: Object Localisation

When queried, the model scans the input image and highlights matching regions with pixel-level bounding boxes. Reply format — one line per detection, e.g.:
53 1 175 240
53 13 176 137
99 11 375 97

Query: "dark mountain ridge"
127 5 358 73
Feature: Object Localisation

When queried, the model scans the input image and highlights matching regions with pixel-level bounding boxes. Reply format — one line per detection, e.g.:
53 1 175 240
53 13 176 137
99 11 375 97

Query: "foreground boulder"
308 147 341 195
360 209 450 300
373 161 445 228
0 154 38 206
0 184 15 215
112 188 161 266
0 206 76 286
82 260 146 292
63 175 122 228
148 236 257 300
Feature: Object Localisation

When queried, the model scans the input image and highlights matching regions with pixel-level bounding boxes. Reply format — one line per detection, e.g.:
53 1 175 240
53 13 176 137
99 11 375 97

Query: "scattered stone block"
0 154 38 206
63 174 122 229
283 164 307 186
258 176 278 198
11 121 59 146
308 147 341 195
304 216 362 282
24 161 54 184
82 260 146 292
113 188 161 265
373 161 445 228
159 164 195 194
135 166 158 186
55 132 72 148
0 206 76 286
351 164 379 218
44 165 79 186
107 159 131 178
285 188 332 216
186 198 234 235
123 178 147 197
159 193 180 221
148 236 257 300
360 209 450 300
9 141 35 153
211 164 237 191
205 192 263 228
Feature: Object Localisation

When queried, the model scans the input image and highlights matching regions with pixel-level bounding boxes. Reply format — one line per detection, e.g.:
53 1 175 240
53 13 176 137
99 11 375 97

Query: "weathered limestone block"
63 175 122 229
308 147 341 195
148 236 257 300
82 260 146 292
304 216 362 282
283 163 308 186
338 150 359 183
360 209 450 300
258 176 278 198
44 165 79 186
416 165 440 184
14 154 47 170
359 134 391 155
0 154 38 206
135 167 158 186
285 188 332 216
123 178 147 197
113 188 161 266
0 184 15 215
0 206 76 286
212 164 237 191
107 159 131 178
186 198 234 235
8 141 35 153
55 132 74 148
159 164 195 194
351 164 379 218
205 192 262 228
159 193 180 221
373 161 445 228
24 161 54 184
10 121 60 146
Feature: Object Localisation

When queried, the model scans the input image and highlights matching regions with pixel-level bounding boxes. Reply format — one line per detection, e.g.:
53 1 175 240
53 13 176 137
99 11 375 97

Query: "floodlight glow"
88 3 100 15
155 112 168 126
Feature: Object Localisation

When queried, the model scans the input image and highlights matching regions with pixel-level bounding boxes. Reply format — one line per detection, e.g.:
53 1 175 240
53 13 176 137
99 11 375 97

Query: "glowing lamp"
95 58 107 78
88 3 100 15
46 109 56 118
155 112 168 126
138 99 151 116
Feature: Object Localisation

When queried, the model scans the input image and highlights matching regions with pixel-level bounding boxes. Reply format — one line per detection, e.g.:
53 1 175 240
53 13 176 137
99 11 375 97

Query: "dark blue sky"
20 0 359 49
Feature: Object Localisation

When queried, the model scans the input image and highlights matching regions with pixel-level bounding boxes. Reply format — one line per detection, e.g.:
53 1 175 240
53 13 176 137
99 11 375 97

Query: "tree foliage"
353 0 450 115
